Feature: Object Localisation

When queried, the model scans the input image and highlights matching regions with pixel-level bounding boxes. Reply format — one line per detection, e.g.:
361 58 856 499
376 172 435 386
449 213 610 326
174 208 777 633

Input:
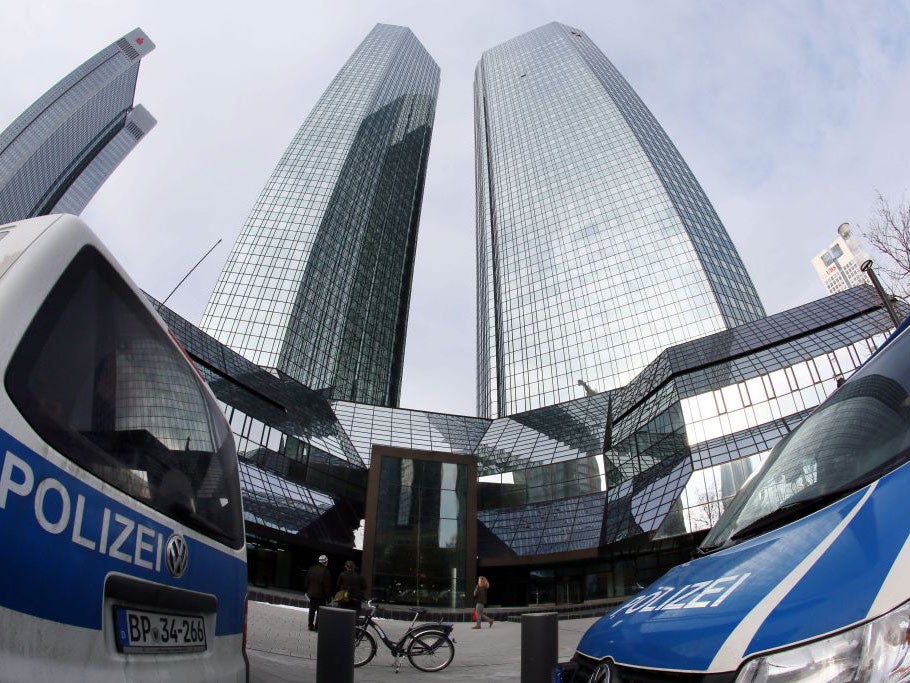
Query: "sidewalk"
247 600 600 682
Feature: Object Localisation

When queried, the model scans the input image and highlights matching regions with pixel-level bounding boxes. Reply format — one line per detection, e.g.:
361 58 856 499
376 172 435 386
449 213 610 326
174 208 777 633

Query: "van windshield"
702 325 910 551
5 246 244 548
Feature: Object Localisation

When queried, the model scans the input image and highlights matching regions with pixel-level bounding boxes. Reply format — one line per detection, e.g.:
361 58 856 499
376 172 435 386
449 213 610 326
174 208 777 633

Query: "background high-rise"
812 222 872 294
0 28 155 224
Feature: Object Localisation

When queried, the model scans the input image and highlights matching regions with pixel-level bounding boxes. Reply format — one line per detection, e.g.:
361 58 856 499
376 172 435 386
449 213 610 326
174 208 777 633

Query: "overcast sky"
2 1 909 416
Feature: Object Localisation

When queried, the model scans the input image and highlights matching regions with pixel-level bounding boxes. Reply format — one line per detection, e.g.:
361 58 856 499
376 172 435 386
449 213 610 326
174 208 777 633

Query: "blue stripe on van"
0 427 246 634
747 459 910 654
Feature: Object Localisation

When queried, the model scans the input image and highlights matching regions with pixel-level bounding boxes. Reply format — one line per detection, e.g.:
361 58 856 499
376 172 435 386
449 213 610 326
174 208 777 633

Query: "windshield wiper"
693 543 729 558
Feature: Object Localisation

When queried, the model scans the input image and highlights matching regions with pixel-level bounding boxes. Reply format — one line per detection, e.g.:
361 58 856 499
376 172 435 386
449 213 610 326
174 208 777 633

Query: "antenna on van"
157 238 222 312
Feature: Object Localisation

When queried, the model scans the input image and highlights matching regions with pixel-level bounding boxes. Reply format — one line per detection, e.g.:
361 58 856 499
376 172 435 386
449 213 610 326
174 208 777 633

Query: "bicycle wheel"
353 629 377 668
406 630 455 672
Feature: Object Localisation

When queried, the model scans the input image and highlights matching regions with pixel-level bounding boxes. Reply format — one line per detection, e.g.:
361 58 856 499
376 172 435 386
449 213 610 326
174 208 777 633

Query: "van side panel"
0 426 246 633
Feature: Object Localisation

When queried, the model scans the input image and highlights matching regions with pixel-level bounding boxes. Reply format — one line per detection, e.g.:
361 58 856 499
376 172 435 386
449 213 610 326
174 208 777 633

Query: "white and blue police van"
572 317 910 681
0 215 249 681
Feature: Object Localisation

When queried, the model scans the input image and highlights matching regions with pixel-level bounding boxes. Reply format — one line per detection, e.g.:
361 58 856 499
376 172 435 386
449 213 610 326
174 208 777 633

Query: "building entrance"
362 447 477 608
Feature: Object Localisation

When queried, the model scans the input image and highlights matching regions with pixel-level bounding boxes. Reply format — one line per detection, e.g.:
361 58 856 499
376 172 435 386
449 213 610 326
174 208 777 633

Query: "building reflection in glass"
365 449 475 607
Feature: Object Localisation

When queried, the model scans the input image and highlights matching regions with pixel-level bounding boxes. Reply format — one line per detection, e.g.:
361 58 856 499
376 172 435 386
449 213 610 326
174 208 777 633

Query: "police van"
0 215 248 681
572 317 910 681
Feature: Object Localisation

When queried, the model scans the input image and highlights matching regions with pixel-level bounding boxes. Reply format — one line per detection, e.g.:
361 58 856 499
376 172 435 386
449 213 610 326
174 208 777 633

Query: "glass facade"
201 24 439 408
475 23 765 418
367 453 472 607
0 29 154 224
158 286 900 604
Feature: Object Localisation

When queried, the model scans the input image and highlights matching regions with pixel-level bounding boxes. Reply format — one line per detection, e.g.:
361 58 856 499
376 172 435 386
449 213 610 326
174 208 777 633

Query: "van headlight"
735 600 910 681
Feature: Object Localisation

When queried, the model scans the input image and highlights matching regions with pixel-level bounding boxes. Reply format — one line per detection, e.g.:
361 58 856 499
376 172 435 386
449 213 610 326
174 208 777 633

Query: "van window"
703 328 910 549
5 246 244 548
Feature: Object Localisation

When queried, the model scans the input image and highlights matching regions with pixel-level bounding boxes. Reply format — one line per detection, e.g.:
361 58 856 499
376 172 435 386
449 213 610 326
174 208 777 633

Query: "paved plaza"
247 600 601 682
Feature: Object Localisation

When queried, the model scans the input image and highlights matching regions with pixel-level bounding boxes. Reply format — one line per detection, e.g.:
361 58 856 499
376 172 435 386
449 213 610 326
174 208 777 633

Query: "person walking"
473 576 494 629
304 554 332 631
336 560 368 613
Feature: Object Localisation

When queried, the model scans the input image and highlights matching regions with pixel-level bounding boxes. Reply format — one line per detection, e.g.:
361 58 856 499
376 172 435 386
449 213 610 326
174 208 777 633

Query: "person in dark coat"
336 560 368 613
304 554 332 631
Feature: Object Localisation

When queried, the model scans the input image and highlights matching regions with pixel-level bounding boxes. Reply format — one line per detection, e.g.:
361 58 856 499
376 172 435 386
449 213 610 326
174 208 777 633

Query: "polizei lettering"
0 449 167 574
611 573 751 617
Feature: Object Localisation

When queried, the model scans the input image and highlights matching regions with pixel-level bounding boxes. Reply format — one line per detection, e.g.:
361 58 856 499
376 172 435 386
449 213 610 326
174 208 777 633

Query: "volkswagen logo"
165 534 189 578
590 662 612 683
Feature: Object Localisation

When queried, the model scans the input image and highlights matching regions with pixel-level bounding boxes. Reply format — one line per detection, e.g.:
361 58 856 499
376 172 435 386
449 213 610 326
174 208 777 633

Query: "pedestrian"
336 560 368 613
472 576 494 629
304 554 332 631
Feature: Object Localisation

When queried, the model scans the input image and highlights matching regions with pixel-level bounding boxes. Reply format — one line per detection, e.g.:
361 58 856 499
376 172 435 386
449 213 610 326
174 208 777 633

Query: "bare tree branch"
859 193 910 299
689 491 725 531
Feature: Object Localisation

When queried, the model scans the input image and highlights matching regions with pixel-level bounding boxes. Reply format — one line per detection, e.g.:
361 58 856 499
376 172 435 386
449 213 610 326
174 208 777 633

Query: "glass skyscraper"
201 24 439 408
0 28 155 224
475 22 765 418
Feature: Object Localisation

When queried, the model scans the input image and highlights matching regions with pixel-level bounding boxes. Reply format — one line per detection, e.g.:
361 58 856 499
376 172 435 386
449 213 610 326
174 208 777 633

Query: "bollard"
521 612 558 683
316 606 355 683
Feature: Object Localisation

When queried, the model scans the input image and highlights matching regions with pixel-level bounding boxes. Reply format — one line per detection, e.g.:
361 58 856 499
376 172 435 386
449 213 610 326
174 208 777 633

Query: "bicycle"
353 601 456 673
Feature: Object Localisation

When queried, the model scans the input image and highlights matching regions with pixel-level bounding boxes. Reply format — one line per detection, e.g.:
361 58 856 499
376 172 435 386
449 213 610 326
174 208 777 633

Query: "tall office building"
812 222 871 294
0 28 155 224
201 24 439 408
475 22 765 418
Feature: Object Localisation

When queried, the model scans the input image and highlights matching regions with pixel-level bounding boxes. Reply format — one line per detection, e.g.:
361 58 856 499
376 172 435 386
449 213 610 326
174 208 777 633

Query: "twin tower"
200 23 766 418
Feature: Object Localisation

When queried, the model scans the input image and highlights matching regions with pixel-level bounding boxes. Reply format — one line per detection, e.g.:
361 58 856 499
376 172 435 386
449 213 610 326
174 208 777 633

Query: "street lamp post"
577 379 597 397
861 259 902 327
